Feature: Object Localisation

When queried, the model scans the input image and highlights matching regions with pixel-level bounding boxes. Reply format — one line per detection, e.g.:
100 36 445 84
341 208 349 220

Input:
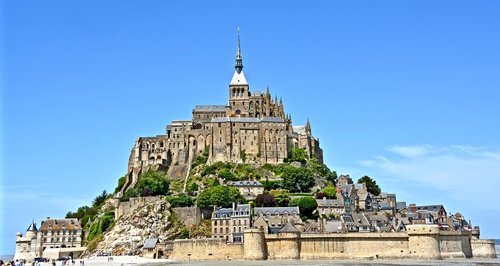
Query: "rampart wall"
172 207 201 227
170 239 244 260
169 225 496 261
115 196 163 219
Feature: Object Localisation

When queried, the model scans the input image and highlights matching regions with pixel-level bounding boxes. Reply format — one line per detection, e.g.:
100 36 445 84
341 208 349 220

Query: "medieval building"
121 31 323 194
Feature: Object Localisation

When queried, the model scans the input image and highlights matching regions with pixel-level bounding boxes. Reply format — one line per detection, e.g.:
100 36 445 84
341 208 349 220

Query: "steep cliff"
93 197 179 256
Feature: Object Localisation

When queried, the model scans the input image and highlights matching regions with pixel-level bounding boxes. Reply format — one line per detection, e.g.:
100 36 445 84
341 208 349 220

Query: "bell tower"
228 27 250 117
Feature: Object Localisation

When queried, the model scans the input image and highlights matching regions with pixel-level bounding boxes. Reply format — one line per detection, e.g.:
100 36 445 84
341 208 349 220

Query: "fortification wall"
265 232 300 260
300 233 409 259
170 239 244 260
167 225 492 261
471 239 497 258
438 231 472 258
116 196 163 219
172 207 201 227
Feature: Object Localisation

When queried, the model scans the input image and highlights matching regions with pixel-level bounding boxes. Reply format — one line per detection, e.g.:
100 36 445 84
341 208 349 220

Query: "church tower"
228 28 250 117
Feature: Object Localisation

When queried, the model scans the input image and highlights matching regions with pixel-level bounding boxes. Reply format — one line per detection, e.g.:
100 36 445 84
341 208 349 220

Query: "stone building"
211 203 251 242
231 181 264 199
121 31 323 194
14 218 84 261
253 207 302 233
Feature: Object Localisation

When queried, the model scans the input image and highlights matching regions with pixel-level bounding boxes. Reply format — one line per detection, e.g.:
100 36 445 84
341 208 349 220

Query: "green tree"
255 193 276 207
320 186 337 199
287 147 307 164
167 194 195 208
306 158 337 184
358 175 381 196
275 193 291 207
114 175 127 194
289 196 318 218
280 165 315 193
218 169 236 181
92 190 109 208
196 186 245 208
135 170 170 196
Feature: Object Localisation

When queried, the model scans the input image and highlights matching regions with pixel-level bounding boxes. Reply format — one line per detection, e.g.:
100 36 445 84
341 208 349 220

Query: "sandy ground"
26 256 500 266
30 256 172 266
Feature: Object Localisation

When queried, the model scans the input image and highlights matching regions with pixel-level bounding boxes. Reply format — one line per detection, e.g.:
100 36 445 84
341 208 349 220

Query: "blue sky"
2 1 500 255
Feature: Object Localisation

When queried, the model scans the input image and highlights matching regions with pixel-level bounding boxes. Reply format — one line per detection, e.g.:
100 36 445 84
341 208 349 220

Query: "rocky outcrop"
94 197 179 256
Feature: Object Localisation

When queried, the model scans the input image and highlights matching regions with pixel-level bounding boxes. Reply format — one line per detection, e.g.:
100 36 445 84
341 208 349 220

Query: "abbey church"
122 32 323 193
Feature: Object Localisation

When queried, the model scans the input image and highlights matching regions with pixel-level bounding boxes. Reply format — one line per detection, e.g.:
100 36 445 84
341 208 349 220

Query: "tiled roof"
39 218 81 231
416 205 444 213
232 181 263 187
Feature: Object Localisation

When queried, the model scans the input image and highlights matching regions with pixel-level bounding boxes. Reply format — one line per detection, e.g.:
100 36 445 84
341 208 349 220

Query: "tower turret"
305 118 311 134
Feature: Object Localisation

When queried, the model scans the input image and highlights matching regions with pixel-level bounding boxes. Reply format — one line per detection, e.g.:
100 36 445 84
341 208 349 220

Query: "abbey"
123 32 322 191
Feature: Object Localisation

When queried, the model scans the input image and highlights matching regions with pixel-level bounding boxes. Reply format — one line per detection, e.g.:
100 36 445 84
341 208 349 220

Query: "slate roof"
212 117 261 123
378 202 392 211
213 208 233 218
396 202 407 211
232 181 263 187
254 207 300 216
39 218 81 231
416 205 445 213
279 222 300 233
193 105 227 112
316 199 343 208
261 117 285 123
27 221 38 232
143 238 158 249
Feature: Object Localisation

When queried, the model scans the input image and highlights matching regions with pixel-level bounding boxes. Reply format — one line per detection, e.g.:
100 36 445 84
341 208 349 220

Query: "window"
214 221 217 226
214 228 217 234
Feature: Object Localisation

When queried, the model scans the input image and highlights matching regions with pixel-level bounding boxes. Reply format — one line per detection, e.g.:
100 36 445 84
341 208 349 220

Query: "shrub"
196 186 245 208
289 196 318 218
167 194 195 208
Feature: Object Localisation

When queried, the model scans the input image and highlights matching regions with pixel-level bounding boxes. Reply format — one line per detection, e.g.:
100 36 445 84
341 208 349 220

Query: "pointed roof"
230 69 248 85
230 27 248 85
305 118 311 132
279 221 300 233
235 27 243 74
27 220 38 231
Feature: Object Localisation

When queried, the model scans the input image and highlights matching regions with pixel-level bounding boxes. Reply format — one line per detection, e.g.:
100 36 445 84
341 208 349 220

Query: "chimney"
232 202 236 211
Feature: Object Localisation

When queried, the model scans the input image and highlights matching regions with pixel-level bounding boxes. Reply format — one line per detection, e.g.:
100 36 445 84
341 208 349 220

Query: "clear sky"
1 1 500 255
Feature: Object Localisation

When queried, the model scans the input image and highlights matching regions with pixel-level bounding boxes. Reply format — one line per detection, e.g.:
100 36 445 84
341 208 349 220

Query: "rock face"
95 197 178 256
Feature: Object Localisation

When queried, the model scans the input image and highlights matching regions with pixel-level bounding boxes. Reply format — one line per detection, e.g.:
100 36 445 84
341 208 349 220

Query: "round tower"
16 231 22 240
407 225 441 260
26 221 38 239
274 222 301 260
243 228 267 260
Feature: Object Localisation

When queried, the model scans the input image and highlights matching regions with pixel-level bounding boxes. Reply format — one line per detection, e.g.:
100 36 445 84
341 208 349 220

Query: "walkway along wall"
169 225 496 261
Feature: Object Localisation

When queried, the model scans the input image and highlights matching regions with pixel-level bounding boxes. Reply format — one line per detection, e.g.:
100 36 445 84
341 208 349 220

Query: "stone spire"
305 117 311 134
230 27 248 86
235 27 243 74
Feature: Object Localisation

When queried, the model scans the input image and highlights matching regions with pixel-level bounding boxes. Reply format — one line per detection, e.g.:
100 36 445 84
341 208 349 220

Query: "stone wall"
115 196 163 220
168 225 496 261
172 207 201 227
170 239 244 260
471 239 497 258
299 233 409 259
438 230 472 258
